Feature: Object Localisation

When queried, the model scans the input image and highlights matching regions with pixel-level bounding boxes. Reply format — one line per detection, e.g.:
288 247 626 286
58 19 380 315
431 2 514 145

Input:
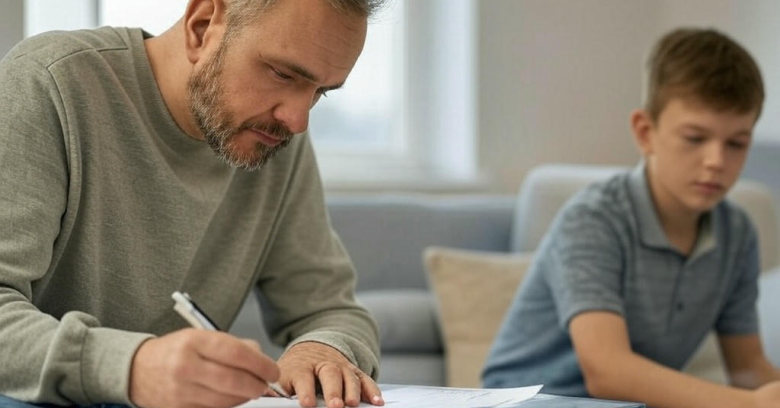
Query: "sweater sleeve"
253 134 380 378
0 46 152 405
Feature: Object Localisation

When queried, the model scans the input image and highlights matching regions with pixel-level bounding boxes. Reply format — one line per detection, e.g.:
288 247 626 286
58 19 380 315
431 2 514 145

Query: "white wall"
653 0 780 142
24 0 97 37
478 0 780 193
0 1 24 58
6 0 778 194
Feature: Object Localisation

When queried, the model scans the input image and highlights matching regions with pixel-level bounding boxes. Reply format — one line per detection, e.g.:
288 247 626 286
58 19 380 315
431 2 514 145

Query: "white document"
234 384 542 408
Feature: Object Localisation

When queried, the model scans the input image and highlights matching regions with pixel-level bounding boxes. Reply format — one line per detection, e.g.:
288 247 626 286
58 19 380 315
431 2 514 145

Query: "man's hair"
644 28 764 121
224 0 385 41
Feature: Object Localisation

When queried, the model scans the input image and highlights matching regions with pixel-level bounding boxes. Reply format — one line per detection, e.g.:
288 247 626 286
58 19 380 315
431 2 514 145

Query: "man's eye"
271 67 293 80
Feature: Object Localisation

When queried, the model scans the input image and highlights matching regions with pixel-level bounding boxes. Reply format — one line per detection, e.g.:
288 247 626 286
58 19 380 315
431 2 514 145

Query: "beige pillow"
424 246 534 388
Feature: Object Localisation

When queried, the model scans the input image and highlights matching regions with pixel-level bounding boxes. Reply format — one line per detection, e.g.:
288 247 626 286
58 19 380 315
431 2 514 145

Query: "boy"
482 28 780 408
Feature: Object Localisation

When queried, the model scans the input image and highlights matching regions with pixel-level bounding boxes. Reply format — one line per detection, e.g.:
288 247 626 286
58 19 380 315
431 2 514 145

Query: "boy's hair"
644 28 764 121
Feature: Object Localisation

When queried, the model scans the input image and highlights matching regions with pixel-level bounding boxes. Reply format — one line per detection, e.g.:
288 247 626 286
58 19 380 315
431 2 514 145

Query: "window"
23 0 478 190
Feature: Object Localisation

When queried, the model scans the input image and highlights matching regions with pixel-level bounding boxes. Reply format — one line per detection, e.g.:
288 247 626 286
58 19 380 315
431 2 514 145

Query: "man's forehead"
237 0 366 85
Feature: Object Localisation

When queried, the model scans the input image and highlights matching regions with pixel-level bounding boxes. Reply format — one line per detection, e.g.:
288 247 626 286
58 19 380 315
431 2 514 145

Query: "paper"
234 384 542 408
234 397 373 408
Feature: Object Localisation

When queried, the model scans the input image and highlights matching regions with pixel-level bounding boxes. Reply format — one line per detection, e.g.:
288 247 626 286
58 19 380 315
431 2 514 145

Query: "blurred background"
2 0 778 196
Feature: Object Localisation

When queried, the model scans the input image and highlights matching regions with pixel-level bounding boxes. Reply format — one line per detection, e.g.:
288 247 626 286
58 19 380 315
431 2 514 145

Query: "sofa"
229 163 780 388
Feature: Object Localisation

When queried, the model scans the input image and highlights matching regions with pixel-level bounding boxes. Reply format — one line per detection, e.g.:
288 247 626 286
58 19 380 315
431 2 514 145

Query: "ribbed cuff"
80 327 154 405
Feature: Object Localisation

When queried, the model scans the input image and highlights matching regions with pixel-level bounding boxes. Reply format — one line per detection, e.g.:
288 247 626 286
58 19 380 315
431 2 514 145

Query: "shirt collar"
626 162 718 258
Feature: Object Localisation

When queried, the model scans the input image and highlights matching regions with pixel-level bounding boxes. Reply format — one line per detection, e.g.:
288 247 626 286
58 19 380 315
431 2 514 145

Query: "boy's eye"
684 135 705 144
727 140 748 149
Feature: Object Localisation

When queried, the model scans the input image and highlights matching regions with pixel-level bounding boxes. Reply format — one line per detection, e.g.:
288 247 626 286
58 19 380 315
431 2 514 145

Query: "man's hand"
753 381 780 408
129 328 280 408
276 341 384 408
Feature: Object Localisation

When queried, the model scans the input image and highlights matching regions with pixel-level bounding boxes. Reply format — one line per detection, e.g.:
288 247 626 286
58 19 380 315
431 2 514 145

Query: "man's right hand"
753 381 780 408
129 328 280 408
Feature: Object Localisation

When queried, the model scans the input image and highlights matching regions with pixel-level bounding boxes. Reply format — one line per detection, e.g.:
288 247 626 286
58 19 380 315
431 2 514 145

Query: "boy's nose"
703 143 726 170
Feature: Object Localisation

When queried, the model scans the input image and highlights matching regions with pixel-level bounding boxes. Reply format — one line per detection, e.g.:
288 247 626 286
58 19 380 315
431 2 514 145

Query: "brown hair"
644 28 764 121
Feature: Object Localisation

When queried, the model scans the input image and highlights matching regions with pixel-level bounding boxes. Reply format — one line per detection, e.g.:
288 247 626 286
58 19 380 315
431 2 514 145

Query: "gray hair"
224 0 386 40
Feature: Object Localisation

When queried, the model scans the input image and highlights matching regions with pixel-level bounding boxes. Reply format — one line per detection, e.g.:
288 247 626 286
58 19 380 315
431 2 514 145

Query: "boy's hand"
753 381 780 408
129 329 280 408
276 341 384 408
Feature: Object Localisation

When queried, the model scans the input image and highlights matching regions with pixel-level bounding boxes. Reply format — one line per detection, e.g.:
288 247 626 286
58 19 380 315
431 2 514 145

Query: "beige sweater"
0 27 379 405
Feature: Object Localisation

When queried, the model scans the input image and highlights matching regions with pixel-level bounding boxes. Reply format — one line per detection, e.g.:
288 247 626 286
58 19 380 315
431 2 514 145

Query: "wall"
653 0 780 142
0 1 24 58
5 1 778 194
478 0 780 193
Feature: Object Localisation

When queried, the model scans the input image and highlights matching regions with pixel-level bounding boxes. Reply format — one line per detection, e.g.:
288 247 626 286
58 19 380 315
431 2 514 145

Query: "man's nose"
273 93 313 134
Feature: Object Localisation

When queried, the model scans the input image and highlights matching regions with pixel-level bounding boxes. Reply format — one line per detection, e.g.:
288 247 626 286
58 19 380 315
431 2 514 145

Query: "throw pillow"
424 246 534 388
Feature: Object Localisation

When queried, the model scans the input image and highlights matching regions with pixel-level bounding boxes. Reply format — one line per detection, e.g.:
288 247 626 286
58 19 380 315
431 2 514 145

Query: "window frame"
23 0 482 191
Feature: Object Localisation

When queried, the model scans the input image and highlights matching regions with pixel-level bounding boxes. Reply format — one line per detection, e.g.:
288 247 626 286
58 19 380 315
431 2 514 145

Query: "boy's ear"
630 108 655 156
183 0 228 64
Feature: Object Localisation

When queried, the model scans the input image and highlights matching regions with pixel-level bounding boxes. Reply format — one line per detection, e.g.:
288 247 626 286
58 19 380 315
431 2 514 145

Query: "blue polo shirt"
482 164 760 396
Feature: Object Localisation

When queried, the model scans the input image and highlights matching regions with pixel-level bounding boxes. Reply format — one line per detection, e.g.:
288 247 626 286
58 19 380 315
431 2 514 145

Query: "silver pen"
171 291 291 399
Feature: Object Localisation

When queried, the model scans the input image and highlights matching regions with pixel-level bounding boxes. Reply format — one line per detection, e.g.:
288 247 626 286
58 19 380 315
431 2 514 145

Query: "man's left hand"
275 341 384 408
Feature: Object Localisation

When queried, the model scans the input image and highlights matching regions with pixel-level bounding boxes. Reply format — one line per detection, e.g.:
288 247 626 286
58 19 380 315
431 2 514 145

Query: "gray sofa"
231 156 780 387
231 194 517 386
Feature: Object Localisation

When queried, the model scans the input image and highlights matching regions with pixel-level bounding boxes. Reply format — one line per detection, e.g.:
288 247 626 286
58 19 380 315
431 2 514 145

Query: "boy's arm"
719 334 780 387
570 311 780 408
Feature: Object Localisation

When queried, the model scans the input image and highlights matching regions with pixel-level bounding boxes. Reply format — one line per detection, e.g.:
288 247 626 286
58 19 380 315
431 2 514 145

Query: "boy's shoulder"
562 170 635 220
714 197 758 240
541 169 639 245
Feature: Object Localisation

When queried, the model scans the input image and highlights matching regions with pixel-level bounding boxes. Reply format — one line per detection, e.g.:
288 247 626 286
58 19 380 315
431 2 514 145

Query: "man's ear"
183 0 228 64
630 108 655 156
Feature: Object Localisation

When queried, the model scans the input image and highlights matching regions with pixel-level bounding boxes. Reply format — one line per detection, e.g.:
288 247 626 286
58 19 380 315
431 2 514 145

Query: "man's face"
188 0 367 170
640 98 757 216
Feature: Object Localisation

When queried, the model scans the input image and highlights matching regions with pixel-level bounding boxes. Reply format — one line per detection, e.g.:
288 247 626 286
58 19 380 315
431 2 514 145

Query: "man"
0 0 385 407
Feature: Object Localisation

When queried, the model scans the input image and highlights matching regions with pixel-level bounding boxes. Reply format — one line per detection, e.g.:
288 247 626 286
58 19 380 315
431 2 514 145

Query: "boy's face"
632 98 757 216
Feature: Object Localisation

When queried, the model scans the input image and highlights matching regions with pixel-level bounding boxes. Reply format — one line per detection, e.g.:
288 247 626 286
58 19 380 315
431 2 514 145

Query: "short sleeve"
715 220 760 335
543 200 627 330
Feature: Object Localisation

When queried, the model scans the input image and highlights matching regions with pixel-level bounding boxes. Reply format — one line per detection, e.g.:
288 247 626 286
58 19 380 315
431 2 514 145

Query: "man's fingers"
317 363 345 408
191 330 280 383
290 370 318 408
359 371 384 406
191 357 267 399
342 368 362 407
240 338 264 353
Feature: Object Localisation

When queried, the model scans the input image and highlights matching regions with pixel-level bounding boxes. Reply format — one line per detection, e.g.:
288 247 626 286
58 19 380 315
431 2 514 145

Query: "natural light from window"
99 0 405 156
24 0 477 189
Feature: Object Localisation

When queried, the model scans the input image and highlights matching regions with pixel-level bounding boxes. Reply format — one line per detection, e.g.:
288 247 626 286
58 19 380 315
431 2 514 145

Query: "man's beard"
187 40 293 171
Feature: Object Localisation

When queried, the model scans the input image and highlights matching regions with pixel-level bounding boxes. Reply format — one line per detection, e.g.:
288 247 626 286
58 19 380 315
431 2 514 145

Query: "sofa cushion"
374 353 445 386
357 289 442 353
424 246 534 387
758 268 780 365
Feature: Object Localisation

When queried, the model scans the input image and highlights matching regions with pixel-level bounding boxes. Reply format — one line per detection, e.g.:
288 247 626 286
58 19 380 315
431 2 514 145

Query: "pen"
171 291 291 399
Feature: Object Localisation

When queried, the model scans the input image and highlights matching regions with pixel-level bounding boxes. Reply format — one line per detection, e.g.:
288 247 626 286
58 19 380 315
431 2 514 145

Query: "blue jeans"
0 395 128 408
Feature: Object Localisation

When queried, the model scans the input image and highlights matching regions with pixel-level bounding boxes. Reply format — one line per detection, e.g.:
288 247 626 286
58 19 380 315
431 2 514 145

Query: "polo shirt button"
677 302 684 311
